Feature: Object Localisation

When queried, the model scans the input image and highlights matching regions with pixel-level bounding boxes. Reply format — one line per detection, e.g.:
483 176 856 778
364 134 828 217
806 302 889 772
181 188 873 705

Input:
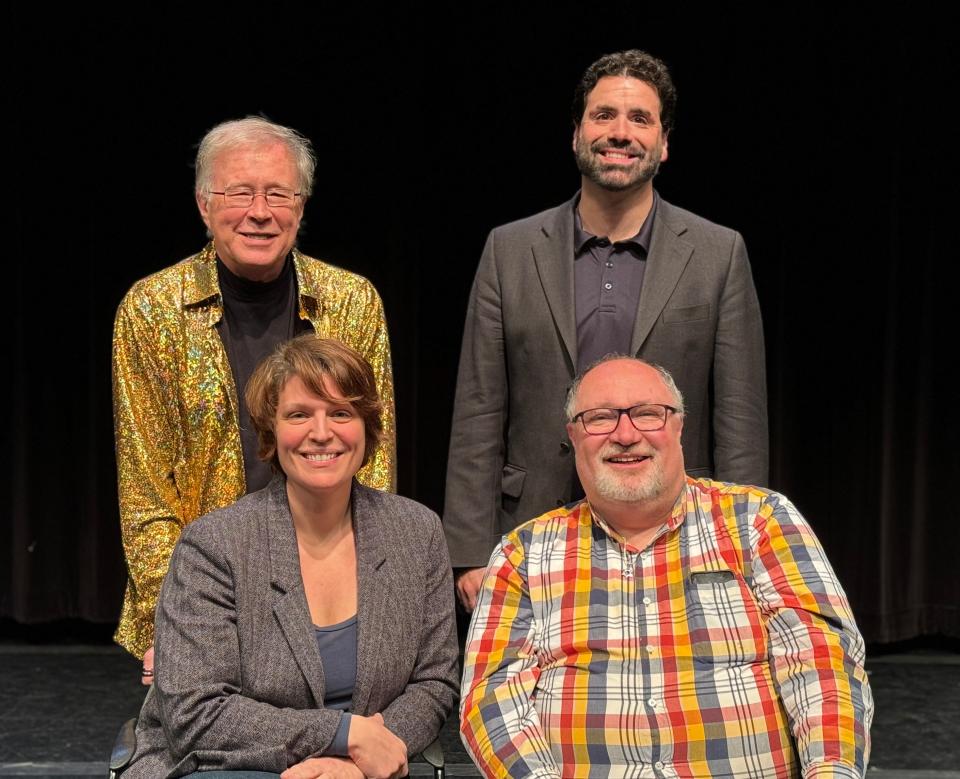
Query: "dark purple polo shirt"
574 193 658 372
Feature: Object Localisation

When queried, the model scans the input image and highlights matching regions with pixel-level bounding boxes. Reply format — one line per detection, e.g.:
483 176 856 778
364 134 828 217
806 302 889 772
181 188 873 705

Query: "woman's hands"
281 713 407 779
281 756 363 779
347 712 408 779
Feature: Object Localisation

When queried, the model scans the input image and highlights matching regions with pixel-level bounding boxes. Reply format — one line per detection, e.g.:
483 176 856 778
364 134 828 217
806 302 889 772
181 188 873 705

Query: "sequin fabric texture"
112 244 396 658
460 478 872 778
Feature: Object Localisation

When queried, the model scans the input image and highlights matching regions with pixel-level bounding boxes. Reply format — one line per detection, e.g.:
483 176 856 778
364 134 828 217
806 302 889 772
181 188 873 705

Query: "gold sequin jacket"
112 244 396 658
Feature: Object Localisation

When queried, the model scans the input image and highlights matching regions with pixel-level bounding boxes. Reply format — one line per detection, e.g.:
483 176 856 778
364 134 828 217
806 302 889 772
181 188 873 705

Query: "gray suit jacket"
125 478 459 778
444 195 767 568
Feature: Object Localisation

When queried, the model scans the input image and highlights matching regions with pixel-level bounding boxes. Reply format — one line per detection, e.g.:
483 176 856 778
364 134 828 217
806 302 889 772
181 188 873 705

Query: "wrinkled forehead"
576 361 674 409
210 141 298 180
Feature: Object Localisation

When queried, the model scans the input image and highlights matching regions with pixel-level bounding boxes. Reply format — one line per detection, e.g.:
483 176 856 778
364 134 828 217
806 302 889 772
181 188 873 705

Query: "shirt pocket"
686 567 766 665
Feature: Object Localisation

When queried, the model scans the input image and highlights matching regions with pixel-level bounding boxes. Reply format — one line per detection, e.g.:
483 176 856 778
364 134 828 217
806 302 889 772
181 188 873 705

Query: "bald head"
565 357 687 527
565 355 684 422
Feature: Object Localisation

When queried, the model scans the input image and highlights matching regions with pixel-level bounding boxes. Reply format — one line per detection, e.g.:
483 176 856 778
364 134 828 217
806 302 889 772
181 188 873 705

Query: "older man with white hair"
460 355 872 778
112 117 396 672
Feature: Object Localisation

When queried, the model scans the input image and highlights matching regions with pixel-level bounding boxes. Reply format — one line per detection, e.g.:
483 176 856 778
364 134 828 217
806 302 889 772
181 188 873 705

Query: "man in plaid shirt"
460 356 872 778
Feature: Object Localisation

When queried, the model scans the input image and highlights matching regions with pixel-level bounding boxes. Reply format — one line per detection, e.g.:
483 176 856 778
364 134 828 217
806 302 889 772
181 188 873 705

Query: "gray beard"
592 458 666 504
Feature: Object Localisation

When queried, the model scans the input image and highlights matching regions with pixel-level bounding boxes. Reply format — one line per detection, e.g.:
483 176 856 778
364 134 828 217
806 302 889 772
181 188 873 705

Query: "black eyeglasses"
572 403 680 435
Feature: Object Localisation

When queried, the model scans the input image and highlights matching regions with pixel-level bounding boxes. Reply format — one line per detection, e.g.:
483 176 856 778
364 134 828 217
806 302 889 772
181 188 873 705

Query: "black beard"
574 138 661 192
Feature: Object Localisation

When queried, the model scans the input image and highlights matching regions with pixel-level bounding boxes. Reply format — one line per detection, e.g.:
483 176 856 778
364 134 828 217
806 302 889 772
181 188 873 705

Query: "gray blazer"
444 195 768 568
124 478 459 778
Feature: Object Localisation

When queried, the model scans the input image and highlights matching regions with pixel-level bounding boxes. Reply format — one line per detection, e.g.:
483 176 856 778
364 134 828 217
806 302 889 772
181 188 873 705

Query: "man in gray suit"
445 49 768 610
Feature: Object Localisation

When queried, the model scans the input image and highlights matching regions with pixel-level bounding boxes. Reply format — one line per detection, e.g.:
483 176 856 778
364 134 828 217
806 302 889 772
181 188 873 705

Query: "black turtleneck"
216 256 313 493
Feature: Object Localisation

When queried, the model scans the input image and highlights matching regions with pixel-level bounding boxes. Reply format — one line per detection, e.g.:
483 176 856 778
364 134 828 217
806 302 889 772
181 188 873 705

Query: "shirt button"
655 761 665 770
605 261 614 268
642 596 652 606
647 697 658 708
604 282 613 290
646 644 656 654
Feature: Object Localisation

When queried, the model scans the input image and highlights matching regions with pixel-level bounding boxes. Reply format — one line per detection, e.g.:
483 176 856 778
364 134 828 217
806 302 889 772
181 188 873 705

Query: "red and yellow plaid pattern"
460 478 872 778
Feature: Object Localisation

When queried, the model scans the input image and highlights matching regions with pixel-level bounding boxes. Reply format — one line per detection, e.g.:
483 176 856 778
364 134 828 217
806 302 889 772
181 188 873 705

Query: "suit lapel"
350 482 388 715
532 197 578 370
266 479 327 706
630 199 694 354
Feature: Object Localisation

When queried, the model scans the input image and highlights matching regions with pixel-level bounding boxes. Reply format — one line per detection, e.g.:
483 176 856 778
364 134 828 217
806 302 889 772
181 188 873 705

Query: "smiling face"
573 76 669 193
275 374 366 505
196 142 304 282
567 359 685 517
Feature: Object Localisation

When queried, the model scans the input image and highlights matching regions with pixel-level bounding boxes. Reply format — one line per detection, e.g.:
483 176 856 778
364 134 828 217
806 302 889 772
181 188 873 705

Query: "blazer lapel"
350 482 389 715
266 479 327 706
630 199 695 354
532 197 578 370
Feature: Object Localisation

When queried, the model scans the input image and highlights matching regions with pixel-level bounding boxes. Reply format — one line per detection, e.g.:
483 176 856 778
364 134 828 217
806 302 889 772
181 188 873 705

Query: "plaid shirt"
460 478 872 778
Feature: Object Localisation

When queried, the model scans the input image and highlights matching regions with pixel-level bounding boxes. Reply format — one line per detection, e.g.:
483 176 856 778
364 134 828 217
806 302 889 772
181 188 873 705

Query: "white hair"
195 116 316 201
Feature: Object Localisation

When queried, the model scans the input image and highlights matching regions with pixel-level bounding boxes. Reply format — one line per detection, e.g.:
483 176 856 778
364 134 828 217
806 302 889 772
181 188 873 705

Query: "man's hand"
141 646 154 686
281 756 362 779
347 712 407 779
456 567 486 612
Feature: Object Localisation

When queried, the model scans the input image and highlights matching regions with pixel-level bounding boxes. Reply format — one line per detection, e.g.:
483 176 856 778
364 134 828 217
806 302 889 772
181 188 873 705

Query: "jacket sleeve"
379 514 461 755
444 232 508 568
752 494 873 777
459 538 562 779
112 289 188 658
712 232 769 486
344 278 397 493
153 520 343 773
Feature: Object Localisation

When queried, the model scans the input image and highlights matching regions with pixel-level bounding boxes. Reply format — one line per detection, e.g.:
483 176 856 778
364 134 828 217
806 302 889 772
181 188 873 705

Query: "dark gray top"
315 615 358 756
314 615 358 710
573 193 658 372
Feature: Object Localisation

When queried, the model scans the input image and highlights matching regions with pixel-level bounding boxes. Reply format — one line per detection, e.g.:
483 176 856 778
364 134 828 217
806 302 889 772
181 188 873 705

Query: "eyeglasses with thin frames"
209 187 302 209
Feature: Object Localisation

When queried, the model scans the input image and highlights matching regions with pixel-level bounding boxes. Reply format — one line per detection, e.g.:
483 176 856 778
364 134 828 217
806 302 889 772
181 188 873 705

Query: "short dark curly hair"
572 49 677 134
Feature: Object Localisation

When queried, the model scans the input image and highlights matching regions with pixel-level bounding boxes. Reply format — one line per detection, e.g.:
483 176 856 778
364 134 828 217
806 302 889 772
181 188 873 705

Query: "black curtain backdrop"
5 7 957 644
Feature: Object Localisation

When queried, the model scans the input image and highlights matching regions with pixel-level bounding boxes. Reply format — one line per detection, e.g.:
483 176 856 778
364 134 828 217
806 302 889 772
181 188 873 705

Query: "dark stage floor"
0 639 957 778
